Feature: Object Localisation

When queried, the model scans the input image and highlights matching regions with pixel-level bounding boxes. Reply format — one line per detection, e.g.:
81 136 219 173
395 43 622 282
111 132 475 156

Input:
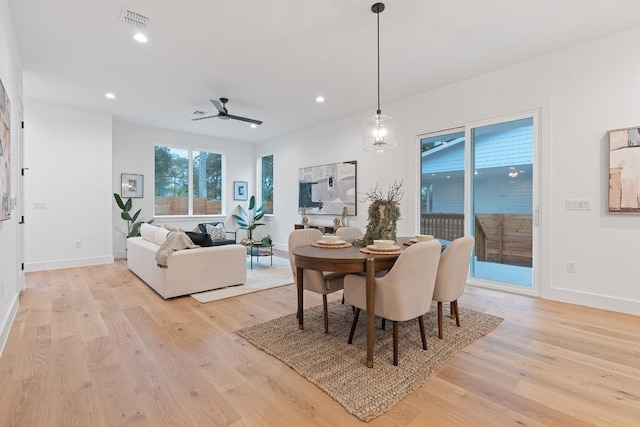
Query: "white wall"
0 0 23 354
111 121 257 258
23 100 113 271
259 26 640 315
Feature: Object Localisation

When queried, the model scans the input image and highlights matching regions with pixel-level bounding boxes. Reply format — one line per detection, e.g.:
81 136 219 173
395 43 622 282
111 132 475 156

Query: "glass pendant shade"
363 2 396 153
364 111 397 152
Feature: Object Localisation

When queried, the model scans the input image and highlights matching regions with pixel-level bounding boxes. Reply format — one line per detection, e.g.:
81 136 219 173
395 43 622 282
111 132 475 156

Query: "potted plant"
232 195 266 241
113 193 148 238
362 180 403 245
341 206 349 226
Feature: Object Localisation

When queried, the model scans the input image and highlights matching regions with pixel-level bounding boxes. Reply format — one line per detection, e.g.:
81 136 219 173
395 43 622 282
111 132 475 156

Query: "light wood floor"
1 259 639 426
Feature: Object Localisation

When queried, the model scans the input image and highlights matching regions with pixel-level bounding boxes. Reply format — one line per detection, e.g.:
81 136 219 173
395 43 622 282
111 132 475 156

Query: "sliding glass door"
419 128 465 242
470 117 534 288
419 113 537 291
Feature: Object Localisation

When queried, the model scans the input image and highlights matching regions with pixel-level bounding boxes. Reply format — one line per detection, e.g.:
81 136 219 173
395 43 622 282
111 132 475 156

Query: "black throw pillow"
185 231 213 247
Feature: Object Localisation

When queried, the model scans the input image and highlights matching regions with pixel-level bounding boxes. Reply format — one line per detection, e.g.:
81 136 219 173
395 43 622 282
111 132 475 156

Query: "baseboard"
113 250 127 259
24 255 115 272
0 293 19 358
545 286 640 316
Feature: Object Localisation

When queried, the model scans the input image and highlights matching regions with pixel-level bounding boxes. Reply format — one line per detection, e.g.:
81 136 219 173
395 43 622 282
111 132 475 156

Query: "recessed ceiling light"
316 96 325 103
134 32 148 43
250 124 257 129
105 93 116 99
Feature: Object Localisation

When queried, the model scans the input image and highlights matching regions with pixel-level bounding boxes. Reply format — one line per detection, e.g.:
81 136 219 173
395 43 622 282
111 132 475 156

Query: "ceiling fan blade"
210 99 226 114
191 115 219 121
227 114 263 125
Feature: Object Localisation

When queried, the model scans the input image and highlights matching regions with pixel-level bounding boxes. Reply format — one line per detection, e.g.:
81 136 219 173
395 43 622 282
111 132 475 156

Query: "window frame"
259 153 274 216
154 144 226 218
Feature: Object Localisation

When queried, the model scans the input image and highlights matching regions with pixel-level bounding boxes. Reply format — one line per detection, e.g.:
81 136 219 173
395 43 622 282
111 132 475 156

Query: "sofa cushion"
154 226 170 245
140 223 157 243
185 231 214 247
205 223 227 241
197 221 224 234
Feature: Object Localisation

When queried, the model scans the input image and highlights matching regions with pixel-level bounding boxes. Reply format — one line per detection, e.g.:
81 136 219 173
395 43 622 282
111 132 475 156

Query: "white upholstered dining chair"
335 226 364 242
343 240 442 366
432 236 475 339
288 229 345 334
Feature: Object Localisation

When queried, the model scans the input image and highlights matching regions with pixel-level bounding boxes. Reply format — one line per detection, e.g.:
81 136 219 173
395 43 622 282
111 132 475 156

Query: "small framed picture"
121 173 143 198
234 181 248 200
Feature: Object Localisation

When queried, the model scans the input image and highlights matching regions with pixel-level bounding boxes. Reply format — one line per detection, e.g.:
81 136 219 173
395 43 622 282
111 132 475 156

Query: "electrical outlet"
75 241 82 248
567 261 577 273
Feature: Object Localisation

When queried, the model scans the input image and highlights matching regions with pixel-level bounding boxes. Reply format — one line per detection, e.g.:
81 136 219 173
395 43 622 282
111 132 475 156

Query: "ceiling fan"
192 98 263 125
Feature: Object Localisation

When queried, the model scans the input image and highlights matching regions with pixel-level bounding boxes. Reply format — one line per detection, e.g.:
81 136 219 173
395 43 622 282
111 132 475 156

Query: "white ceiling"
8 0 640 144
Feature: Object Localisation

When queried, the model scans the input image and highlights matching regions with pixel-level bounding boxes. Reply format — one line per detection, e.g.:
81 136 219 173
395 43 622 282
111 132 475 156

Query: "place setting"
359 239 402 254
311 234 352 248
404 234 447 249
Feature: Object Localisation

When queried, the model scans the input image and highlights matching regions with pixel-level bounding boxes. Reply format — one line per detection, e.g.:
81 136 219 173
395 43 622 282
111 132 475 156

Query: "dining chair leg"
323 294 329 334
348 308 360 344
381 318 386 330
418 316 428 350
437 301 443 339
393 321 399 366
452 300 460 327
450 301 455 319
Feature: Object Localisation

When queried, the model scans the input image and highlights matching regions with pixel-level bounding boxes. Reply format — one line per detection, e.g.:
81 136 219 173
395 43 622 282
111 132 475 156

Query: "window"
261 154 273 214
154 145 223 216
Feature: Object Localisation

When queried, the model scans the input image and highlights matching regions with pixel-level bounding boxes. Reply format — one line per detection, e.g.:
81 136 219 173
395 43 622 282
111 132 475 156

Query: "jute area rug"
237 300 502 422
191 255 293 303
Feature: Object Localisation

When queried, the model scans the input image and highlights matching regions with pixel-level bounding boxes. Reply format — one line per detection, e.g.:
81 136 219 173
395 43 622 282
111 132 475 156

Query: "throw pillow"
184 231 213 247
205 223 226 241
197 222 224 233
140 223 157 243
154 226 170 246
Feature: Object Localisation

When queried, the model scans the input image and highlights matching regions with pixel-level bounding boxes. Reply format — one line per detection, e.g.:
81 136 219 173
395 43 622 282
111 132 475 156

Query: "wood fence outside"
421 212 532 267
474 214 532 267
420 213 465 241
155 197 222 215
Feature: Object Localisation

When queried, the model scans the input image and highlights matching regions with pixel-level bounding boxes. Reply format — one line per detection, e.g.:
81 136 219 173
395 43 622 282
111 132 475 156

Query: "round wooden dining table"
293 242 404 368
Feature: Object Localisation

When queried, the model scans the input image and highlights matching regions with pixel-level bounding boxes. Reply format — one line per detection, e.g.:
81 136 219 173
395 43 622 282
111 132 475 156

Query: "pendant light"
364 2 397 153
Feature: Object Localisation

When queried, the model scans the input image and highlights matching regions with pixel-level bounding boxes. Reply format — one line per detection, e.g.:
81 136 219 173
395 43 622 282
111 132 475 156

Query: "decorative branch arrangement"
362 180 403 245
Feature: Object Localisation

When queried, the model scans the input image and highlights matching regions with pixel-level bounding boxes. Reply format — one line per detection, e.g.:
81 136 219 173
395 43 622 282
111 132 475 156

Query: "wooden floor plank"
1 259 639 426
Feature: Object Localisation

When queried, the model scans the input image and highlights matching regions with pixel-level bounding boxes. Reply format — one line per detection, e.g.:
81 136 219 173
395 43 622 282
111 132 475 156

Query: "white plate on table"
367 244 401 252
317 239 346 245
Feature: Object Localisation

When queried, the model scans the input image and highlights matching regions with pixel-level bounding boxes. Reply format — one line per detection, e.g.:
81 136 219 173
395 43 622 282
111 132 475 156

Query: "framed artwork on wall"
0 77 11 221
608 126 640 212
234 181 248 200
121 173 143 198
298 160 357 215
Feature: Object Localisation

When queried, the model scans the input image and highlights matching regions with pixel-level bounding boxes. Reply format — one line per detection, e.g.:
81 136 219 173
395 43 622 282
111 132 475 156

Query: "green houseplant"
113 193 146 238
362 180 403 245
232 195 266 241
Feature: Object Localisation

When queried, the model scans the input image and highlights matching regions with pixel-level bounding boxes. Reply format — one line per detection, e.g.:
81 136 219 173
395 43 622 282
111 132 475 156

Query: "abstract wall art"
298 160 356 215
609 126 640 213
0 77 10 221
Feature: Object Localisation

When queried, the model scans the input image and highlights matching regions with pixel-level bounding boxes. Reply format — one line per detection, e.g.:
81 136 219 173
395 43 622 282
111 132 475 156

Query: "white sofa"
127 223 247 299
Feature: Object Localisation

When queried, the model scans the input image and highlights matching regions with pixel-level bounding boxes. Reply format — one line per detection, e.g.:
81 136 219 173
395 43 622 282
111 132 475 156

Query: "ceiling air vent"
119 9 149 29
